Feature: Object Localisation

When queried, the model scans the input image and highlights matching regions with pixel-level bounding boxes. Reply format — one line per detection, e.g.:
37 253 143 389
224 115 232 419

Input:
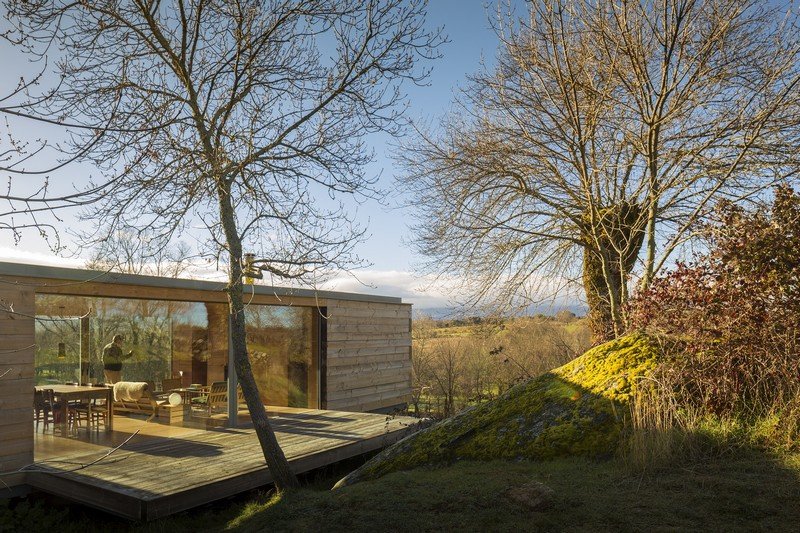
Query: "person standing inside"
103 334 133 383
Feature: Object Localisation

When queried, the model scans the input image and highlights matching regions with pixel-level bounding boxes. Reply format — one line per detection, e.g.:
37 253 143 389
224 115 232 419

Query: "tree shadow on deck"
189 410 408 442
118 432 225 457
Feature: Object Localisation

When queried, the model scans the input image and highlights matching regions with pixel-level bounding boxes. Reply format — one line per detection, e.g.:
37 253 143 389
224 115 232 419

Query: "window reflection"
34 316 81 384
246 305 318 408
34 294 319 409
34 295 230 388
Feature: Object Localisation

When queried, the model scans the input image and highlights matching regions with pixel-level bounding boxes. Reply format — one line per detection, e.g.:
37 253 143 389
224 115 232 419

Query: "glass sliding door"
34 294 229 388
169 302 229 387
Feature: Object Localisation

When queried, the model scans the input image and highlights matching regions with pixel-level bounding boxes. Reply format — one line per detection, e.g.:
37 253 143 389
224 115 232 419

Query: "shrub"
629 187 800 432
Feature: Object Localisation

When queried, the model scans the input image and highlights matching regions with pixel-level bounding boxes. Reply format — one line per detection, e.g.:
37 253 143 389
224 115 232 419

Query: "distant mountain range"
415 302 588 320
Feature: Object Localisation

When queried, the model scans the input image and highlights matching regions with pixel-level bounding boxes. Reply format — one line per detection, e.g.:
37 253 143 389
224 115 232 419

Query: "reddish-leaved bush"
629 187 800 418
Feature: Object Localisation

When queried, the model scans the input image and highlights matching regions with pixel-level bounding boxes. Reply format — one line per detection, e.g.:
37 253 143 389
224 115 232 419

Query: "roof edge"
0 261 405 305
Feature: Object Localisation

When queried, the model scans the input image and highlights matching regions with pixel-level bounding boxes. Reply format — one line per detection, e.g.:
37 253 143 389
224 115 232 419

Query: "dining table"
35 384 114 432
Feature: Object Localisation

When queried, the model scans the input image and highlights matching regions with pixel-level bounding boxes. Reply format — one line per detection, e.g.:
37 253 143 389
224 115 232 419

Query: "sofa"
112 381 184 424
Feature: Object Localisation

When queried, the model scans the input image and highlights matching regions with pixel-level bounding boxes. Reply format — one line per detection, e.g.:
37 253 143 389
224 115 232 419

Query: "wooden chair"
70 397 109 431
191 381 228 416
33 389 46 428
89 400 109 430
67 391 96 430
34 389 57 430
68 402 91 430
56 382 91 430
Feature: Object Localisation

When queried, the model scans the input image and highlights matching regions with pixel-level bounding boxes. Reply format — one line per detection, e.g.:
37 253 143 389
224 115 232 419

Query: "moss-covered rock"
333 333 659 488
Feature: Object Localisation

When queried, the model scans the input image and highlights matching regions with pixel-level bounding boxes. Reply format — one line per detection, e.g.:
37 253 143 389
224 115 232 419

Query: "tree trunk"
640 198 658 292
216 180 300 490
583 248 617 344
582 202 645 345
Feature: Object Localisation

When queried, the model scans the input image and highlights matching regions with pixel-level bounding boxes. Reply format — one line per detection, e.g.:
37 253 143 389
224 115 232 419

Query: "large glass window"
34 294 319 409
34 315 82 385
34 294 229 387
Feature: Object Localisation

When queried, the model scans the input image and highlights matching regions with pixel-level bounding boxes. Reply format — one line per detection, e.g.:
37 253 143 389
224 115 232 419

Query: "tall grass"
623 377 697 471
623 371 800 473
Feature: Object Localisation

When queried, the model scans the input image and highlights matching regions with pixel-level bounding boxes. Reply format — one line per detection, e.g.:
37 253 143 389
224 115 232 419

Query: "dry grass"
622 378 702 471
623 372 800 475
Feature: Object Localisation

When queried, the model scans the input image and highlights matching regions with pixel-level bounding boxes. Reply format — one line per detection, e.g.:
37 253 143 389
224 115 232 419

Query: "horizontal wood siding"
325 300 412 412
0 284 34 487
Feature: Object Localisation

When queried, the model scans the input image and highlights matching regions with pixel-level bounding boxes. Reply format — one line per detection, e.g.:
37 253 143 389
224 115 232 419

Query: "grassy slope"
5 451 799 532
335 333 658 487
5 333 799 531
225 454 800 532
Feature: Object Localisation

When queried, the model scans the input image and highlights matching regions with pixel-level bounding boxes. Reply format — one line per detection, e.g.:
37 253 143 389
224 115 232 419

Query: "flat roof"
0 261 404 305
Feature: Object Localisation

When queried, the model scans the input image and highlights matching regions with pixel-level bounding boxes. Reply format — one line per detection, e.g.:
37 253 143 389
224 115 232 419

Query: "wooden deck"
28 407 419 520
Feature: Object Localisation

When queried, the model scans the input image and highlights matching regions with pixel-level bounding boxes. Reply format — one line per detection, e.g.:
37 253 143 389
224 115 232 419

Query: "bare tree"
410 314 435 416
400 0 800 343
4 0 443 489
0 60 122 251
426 338 465 418
85 230 193 278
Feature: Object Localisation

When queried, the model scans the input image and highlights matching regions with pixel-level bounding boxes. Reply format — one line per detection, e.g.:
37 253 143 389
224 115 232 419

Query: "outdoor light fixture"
242 252 262 281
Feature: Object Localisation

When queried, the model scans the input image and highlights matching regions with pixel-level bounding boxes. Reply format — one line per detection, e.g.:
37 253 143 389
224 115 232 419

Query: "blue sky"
1 2 547 311
356 1 503 270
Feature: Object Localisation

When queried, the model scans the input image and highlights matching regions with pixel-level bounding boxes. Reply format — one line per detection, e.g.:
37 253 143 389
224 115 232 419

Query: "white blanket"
113 381 149 402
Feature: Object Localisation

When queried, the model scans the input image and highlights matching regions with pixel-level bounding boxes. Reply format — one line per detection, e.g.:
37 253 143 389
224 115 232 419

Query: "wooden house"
0 261 412 499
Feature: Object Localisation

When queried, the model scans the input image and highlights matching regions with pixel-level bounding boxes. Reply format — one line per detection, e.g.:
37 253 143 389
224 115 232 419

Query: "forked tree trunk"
217 180 300 490
582 202 645 345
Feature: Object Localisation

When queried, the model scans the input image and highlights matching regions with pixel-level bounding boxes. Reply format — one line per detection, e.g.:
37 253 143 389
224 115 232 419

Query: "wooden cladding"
325 300 412 412
0 284 35 487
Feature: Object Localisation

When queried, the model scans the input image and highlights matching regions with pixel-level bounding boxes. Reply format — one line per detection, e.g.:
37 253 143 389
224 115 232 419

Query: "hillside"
335 333 658 488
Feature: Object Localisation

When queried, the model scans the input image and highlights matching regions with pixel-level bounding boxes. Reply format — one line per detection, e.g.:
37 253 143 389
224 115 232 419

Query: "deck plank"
27 407 419 520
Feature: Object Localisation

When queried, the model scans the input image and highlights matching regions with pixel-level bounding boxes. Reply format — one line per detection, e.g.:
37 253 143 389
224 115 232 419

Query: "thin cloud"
319 270 462 309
